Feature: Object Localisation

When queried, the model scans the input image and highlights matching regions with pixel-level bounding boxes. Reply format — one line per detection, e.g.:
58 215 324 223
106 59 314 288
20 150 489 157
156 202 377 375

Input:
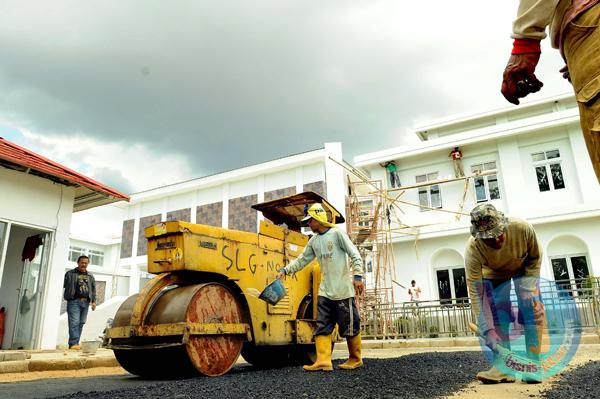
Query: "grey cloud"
92 167 134 195
0 1 566 179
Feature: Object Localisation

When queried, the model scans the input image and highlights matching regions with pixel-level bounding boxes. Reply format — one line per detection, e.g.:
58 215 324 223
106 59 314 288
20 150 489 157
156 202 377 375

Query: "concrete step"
0 352 30 362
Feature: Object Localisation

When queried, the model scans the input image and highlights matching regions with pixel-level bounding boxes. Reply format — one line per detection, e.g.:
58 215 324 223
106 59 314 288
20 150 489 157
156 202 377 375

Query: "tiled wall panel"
137 214 162 256
228 195 258 232
303 181 327 198
167 208 191 222
120 219 135 258
196 202 223 227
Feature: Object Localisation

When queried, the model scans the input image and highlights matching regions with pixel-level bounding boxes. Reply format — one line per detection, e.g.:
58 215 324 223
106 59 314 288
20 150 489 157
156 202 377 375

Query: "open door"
10 231 51 349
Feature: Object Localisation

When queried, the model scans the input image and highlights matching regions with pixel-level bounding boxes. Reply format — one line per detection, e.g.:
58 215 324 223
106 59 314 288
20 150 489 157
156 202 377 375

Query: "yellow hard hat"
301 203 336 227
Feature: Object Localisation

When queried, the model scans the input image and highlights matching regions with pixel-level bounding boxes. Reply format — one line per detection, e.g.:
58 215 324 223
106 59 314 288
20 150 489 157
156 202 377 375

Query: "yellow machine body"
145 219 316 345
104 192 344 377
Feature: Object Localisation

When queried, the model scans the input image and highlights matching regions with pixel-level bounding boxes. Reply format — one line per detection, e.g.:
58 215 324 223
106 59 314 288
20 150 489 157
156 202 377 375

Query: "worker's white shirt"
284 227 363 300
409 286 421 301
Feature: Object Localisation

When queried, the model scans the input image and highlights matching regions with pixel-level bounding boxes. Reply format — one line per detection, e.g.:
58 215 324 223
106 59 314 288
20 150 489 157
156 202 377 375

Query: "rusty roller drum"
112 282 244 377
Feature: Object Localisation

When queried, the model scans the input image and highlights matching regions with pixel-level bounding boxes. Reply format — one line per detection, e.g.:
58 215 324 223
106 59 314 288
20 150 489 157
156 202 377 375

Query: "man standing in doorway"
500 1 600 183
277 203 364 372
63 255 96 350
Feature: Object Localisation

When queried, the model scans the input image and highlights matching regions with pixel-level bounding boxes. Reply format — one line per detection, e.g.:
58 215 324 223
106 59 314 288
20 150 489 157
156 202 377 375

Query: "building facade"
113 143 347 296
0 138 128 350
354 93 600 303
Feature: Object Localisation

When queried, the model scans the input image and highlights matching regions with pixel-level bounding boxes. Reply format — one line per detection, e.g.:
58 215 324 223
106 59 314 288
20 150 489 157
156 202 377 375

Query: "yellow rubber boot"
303 335 333 372
339 334 363 370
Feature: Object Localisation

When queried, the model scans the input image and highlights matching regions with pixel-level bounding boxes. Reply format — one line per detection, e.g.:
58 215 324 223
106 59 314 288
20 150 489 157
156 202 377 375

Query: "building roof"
354 93 579 167
0 137 129 211
120 146 329 205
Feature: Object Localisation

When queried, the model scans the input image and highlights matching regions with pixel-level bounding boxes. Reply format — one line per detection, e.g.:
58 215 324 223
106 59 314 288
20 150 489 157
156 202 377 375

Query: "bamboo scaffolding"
331 156 488 337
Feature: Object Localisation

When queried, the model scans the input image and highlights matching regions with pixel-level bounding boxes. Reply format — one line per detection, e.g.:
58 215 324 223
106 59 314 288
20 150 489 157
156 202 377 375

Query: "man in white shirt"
408 280 422 302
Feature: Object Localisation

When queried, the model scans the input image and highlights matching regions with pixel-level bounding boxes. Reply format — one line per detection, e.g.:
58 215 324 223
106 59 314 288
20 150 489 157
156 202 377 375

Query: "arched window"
547 235 591 295
431 249 467 303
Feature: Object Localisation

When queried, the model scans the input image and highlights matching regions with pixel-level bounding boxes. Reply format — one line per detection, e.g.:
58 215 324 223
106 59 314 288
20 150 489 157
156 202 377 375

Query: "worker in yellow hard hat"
277 203 364 371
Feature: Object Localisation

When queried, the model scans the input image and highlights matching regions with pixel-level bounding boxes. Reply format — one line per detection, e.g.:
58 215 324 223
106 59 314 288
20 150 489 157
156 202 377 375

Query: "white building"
354 93 600 303
0 137 128 350
112 143 347 295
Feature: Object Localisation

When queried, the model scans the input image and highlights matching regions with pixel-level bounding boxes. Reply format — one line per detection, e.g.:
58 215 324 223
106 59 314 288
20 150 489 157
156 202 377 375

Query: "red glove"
501 39 543 105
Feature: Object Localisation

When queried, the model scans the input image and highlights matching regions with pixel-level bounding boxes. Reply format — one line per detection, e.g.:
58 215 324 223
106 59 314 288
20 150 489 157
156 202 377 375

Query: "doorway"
0 223 51 349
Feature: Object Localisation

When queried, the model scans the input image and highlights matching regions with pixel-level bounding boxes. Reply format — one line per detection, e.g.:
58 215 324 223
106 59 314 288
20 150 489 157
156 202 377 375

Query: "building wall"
115 145 345 299
361 114 600 235
389 216 600 303
0 167 75 349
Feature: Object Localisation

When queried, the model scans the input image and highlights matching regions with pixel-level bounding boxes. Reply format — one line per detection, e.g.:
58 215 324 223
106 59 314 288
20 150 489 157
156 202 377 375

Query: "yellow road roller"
104 192 344 377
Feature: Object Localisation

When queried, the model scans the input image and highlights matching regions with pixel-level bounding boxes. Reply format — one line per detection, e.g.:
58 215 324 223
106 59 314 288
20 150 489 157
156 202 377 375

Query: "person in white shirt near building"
408 280 422 302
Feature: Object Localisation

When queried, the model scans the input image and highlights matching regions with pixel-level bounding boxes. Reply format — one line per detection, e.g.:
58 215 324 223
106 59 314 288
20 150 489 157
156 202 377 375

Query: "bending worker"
465 204 545 384
277 203 364 371
500 0 600 182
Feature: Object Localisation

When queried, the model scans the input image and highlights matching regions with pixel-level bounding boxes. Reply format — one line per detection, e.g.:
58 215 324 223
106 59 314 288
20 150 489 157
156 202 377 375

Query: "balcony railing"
360 277 600 340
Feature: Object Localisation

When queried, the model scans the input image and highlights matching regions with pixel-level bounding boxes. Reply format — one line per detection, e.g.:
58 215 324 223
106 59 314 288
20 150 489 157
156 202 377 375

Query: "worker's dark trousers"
315 296 361 338
388 172 400 188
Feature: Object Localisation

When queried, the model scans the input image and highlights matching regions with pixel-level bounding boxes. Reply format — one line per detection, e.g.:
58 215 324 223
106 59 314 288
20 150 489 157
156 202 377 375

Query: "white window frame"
549 253 591 282
531 149 566 192
416 172 442 212
471 161 501 203
549 253 591 296
434 266 468 301
68 246 105 266
88 249 105 266
357 200 374 228
68 246 86 263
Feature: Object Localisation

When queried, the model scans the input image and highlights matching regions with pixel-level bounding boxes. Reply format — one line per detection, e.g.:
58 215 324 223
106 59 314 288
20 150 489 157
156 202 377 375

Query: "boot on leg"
339 333 363 370
303 334 333 372
476 367 515 384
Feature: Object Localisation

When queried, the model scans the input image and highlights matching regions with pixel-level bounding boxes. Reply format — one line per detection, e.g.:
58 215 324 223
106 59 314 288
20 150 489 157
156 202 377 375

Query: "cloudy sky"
0 0 570 196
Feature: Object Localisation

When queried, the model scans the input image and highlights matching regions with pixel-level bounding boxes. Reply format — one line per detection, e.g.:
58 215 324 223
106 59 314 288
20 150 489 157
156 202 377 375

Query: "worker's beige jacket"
513 0 599 50
465 218 542 331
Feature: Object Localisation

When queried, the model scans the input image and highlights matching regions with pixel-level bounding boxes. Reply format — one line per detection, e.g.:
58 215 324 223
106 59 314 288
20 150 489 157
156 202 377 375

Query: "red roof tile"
0 137 129 201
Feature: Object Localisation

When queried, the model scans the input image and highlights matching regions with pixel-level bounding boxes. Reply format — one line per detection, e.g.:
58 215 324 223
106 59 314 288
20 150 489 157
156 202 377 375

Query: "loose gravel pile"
50 352 488 399
543 360 600 399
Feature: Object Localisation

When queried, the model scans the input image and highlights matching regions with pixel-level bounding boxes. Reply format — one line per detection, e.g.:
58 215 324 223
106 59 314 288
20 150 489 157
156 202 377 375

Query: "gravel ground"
49 352 488 399
543 360 600 399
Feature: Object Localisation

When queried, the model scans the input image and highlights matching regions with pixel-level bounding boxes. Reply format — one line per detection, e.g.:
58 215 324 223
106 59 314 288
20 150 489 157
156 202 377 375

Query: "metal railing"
360 277 600 340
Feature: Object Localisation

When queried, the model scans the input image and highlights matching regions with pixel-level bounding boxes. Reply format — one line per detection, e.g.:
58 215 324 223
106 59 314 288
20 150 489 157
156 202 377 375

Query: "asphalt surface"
1 352 489 399
543 360 600 399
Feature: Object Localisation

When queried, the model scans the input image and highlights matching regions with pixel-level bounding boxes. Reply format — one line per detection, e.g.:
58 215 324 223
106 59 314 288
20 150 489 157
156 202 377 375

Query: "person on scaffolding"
380 160 401 188
277 203 364 372
465 203 545 384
